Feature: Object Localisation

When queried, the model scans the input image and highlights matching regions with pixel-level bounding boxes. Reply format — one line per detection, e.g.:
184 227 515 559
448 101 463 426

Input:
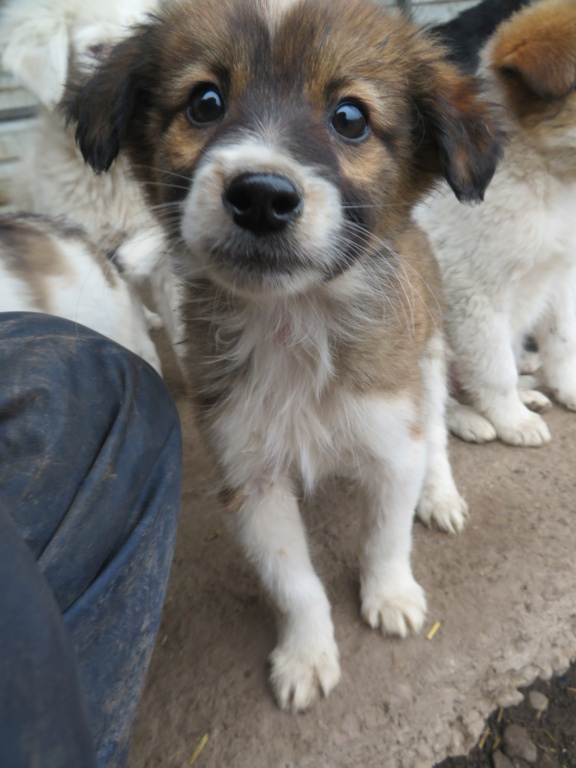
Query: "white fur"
0 218 162 373
217 307 430 709
0 0 183 349
206 289 464 709
179 132 466 707
417 91 576 446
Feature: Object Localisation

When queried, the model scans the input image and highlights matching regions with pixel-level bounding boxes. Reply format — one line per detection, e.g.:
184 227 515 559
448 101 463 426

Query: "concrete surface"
127 399 576 768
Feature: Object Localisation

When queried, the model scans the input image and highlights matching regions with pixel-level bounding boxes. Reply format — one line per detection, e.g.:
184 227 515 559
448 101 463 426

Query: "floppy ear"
64 30 150 174
489 3 576 101
413 55 504 203
0 2 69 109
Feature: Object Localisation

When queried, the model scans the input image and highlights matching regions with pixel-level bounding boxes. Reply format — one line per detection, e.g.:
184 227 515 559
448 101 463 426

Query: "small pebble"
503 724 538 764
492 750 514 768
528 690 548 712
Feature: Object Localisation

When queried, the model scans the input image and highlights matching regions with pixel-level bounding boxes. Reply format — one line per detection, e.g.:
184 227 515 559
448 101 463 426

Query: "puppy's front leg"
447 303 551 446
356 401 427 638
536 275 576 411
228 477 340 712
416 334 469 534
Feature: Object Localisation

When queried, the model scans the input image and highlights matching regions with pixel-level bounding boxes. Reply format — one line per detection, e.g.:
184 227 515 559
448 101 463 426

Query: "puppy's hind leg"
416 335 469 534
356 399 428 639
228 477 340 713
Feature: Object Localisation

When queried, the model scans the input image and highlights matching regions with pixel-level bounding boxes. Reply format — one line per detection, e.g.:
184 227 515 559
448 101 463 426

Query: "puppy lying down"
0 0 182 348
68 0 500 710
0 215 161 374
418 0 576 447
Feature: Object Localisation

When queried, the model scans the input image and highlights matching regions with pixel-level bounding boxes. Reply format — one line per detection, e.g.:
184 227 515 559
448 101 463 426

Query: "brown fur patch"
0 217 70 312
333 225 442 399
0 215 118 310
490 0 576 106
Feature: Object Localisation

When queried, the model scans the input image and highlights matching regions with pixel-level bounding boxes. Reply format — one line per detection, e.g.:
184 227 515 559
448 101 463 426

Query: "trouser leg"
0 312 182 767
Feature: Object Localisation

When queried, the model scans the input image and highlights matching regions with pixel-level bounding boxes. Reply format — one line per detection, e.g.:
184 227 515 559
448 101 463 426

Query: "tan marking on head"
489 0 576 104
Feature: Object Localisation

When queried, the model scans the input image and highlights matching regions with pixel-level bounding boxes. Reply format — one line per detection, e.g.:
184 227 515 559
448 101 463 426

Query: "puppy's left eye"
331 102 370 141
187 84 225 126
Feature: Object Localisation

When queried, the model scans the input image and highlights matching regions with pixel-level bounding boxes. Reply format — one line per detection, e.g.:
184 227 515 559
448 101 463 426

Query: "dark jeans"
0 313 182 768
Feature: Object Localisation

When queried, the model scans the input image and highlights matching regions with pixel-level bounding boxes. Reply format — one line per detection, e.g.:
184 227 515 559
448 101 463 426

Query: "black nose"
223 173 303 233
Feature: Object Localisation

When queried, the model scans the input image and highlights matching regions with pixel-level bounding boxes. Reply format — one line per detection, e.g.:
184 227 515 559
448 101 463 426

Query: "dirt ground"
437 662 576 768
127 370 576 768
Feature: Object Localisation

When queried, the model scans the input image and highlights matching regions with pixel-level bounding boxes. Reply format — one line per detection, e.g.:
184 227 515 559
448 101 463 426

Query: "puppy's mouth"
180 154 347 295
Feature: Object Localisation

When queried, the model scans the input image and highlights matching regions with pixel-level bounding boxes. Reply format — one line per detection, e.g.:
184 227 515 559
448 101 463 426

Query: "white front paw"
447 401 497 443
495 410 551 447
519 388 552 414
417 486 468 534
517 350 541 375
552 387 576 411
269 633 341 712
143 306 164 331
361 573 427 638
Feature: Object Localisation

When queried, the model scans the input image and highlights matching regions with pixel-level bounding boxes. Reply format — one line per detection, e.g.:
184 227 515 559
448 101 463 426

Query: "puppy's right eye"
187 84 225 126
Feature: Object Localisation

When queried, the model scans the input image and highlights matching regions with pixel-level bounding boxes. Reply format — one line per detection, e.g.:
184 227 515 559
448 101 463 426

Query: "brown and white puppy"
67 0 501 711
0 214 162 373
418 0 576 447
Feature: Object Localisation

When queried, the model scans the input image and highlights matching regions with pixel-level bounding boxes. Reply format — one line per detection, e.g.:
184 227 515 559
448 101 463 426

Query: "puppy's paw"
552 387 576 412
269 635 341 712
517 351 541 375
447 401 497 443
361 575 427 638
143 306 164 331
496 411 551 447
519 388 552 413
417 488 469 534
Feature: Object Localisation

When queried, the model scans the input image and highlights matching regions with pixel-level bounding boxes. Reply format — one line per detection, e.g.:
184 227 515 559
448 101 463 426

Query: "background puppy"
67 0 500 710
0 0 182 347
0 214 162 374
431 0 532 73
418 0 576 447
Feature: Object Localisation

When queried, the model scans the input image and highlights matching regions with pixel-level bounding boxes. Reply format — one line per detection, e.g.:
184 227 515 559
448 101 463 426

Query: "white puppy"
418 0 576 447
0 0 183 347
0 214 162 374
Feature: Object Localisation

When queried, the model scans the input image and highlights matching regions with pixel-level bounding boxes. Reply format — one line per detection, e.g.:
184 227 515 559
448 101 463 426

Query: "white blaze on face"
179 138 344 291
257 0 301 31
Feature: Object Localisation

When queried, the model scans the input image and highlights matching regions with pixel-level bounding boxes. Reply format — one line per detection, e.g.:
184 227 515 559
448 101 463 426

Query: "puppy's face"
487 0 576 157
68 0 501 297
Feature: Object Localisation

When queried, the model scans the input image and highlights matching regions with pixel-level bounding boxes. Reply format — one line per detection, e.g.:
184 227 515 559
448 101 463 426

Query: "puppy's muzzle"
222 173 303 233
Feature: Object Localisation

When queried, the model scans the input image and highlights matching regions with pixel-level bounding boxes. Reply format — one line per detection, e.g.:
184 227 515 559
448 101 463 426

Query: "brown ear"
63 27 151 173
413 54 504 203
490 1 576 101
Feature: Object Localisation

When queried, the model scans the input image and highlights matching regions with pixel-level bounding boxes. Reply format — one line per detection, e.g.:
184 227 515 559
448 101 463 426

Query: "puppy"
417 0 576 447
0 0 182 347
431 0 532 73
0 214 162 374
67 0 500 710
